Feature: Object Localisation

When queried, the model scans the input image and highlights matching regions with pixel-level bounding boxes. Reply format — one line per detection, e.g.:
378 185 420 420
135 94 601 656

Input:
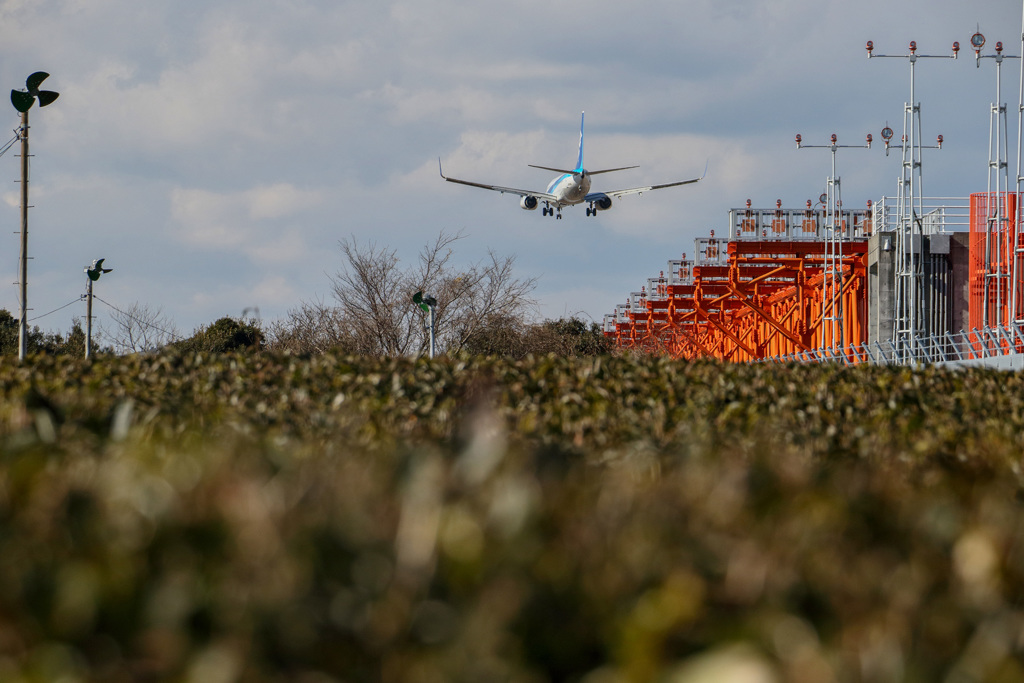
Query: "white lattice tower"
795 133 872 351
868 40 956 362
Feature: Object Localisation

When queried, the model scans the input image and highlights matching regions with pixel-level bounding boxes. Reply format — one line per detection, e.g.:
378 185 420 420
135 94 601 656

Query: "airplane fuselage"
545 171 592 207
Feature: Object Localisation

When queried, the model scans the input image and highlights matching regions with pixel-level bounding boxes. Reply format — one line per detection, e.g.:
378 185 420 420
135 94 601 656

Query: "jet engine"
520 196 539 210
592 194 613 211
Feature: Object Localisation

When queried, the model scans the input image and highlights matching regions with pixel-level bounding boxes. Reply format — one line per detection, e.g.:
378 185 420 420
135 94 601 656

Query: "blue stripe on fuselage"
547 174 572 194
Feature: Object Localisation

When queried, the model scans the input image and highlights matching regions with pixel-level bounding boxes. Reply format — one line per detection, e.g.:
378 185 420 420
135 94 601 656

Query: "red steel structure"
611 194 1024 363
607 203 872 361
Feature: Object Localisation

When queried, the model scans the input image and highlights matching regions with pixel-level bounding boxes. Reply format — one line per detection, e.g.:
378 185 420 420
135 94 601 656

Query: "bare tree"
266 298 353 355
437 249 538 353
327 230 537 357
106 302 180 354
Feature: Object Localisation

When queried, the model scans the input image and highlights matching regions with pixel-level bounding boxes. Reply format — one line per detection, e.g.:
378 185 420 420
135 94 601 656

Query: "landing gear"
542 205 551 217
542 204 562 219
586 204 598 217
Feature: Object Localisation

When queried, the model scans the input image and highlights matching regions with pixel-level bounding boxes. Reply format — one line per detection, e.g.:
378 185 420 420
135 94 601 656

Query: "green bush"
172 317 263 354
1 354 1023 680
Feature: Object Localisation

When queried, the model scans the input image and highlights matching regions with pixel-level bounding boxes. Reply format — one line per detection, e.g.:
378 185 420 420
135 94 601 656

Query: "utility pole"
10 72 58 361
84 259 112 358
17 109 28 360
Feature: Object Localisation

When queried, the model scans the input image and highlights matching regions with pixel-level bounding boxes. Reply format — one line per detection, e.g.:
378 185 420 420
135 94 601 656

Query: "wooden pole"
85 278 93 359
17 110 28 360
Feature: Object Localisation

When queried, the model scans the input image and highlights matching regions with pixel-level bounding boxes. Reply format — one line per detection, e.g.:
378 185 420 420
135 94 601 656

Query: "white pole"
428 304 435 359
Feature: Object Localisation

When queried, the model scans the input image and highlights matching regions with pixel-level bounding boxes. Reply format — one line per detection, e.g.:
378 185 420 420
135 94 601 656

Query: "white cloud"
170 183 323 258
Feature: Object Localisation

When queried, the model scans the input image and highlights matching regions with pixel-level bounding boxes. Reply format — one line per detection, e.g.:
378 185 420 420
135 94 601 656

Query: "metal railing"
765 323 1024 367
871 196 970 235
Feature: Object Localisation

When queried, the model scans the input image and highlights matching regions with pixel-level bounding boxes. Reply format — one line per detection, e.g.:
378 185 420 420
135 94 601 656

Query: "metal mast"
973 33 1020 328
795 132 872 352
867 40 956 362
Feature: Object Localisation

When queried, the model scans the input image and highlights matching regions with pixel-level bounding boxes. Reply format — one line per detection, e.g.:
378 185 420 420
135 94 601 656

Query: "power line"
0 130 18 159
28 298 81 322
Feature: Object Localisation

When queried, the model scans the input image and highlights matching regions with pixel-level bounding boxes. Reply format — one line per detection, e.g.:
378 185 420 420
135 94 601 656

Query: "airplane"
439 112 705 219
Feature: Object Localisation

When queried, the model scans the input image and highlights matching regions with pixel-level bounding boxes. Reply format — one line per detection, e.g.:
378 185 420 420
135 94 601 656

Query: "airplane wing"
589 161 708 202
439 159 559 202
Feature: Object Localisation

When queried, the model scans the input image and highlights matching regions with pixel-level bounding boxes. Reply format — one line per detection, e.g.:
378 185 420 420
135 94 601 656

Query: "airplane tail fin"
526 112 638 176
575 111 584 171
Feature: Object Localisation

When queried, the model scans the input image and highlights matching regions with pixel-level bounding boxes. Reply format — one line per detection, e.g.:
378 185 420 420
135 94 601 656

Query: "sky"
0 0 1021 343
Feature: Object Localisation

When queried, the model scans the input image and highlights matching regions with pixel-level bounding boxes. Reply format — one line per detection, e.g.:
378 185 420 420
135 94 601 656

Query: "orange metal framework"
609 239 870 361
969 191 1022 329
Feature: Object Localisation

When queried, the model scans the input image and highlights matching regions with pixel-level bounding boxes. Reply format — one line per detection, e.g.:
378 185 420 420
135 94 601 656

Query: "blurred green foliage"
1 353 1024 681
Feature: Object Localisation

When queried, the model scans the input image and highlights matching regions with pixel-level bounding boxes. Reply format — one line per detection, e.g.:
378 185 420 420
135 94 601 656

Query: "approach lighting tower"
867 40 955 363
795 132 872 352
10 72 59 361
973 32 1022 327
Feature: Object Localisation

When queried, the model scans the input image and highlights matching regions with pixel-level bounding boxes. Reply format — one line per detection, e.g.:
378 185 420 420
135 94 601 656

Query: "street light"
412 291 437 358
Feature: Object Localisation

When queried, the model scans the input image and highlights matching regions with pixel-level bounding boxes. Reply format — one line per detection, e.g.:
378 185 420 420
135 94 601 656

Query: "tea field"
2 352 1024 682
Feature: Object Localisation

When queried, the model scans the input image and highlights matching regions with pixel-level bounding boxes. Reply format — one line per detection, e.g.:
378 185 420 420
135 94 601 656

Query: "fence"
764 323 1024 367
